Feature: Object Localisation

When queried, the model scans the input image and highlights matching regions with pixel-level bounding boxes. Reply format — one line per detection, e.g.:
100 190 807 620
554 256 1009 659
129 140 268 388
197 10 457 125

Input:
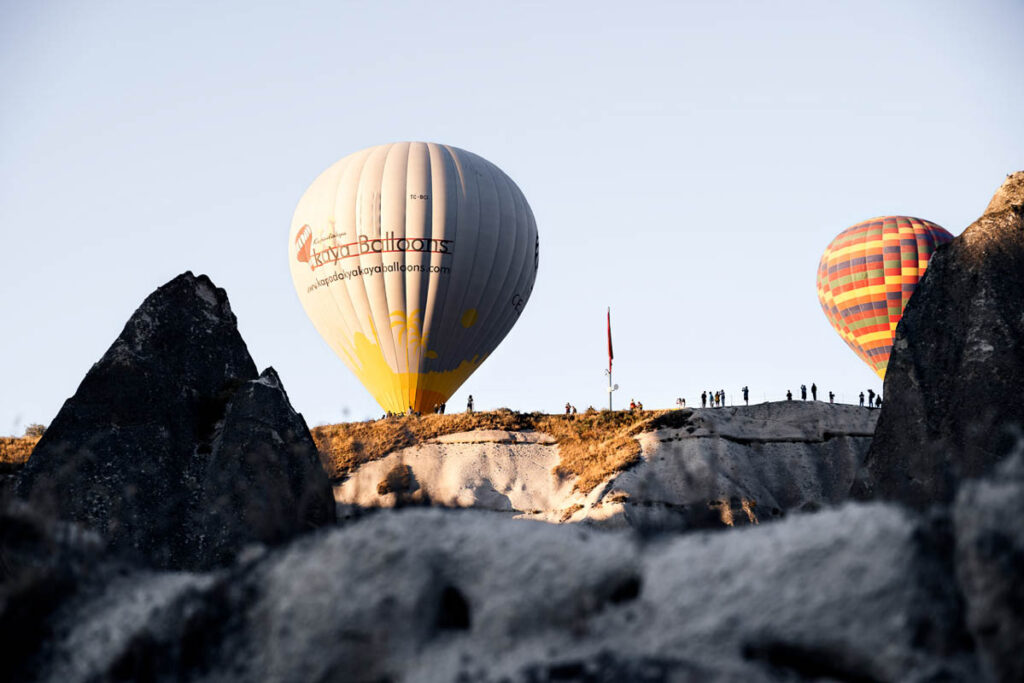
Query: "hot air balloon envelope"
817 216 952 378
289 142 539 414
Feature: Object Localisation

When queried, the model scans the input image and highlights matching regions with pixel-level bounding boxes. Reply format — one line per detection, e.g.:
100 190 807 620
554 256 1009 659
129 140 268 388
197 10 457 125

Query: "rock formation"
16 272 335 570
335 402 877 531
953 447 1024 682
3 490 994 681
196 367 336 568
864 172 1024 506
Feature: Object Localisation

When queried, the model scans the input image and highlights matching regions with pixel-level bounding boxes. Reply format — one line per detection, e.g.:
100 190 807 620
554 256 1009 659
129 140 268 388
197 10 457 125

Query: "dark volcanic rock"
17 272 334 570
196 367 335 568
0 503 112 683
864 172 1024 506
954 448 1024 683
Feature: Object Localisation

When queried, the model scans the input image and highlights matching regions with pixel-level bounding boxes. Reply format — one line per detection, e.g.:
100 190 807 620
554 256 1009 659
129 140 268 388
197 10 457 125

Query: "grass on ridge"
312 408 689 493
0 436 39 472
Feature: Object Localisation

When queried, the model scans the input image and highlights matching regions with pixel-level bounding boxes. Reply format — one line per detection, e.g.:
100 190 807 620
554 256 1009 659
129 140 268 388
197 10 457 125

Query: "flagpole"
608 365 613 411
607 307 615 411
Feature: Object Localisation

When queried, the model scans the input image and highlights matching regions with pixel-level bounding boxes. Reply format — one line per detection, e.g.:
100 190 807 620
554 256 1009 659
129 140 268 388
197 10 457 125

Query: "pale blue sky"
2 0 1022 433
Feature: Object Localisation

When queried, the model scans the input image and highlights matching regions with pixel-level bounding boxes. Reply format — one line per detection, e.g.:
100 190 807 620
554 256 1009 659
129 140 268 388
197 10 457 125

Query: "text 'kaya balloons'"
816 216 953 379
289 142 539 414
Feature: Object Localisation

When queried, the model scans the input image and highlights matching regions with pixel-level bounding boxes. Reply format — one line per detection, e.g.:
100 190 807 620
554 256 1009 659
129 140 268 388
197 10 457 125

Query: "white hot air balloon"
289 142 539 414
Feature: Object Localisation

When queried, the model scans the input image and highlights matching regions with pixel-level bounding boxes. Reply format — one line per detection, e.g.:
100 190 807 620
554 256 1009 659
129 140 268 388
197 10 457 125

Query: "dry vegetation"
313 408 690 493
0 436 39 472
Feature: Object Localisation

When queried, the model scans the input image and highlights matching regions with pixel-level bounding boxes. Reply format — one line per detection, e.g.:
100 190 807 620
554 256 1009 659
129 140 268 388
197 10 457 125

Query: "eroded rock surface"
3 499 983 682
865 172 1024 506
16 272 334 570
196 367 336 568
335 402 877 532
601 402 876 531
954 448 1024 682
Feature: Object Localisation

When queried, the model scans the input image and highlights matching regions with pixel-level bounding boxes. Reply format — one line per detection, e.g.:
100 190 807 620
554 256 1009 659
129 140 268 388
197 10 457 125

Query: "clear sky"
2 0 1023 433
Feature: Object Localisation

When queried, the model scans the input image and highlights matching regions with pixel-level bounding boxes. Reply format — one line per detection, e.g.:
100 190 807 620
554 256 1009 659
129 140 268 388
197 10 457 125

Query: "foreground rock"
865 172 1024 506
16 272 335 570
954 448 1024 683
4 497 983 682
336 402 877 532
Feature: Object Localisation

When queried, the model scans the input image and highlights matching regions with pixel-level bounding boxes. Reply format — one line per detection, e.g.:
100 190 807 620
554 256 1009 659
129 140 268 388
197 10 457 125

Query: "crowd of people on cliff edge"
780 383 882 408
378 384 882 421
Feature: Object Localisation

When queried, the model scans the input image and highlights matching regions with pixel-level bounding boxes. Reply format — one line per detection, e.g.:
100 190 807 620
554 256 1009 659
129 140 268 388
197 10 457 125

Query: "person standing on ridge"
720 389 726 407
467 395 474 413
811 383 817 401
742 386 749 405
829 391 835 404
875 395 882 408
787 390 793 401
867 389 875 407
701 391 707 408
800 384 807 400
565 402 571 415
859 392 865 407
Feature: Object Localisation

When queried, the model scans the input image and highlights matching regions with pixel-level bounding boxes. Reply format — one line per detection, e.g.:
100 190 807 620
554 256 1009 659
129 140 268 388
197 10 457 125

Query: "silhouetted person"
720 389 726 407
676 397 685 408
467 395 474 413
742 386 749 405
811 383 817 401
440 403 446 414
786 390 793 401
572 405 578 415
701 391 707 408
867 389 875 407
875 395 882 408
565 402 571 415
859 392 865 407
800 384 807 400
829 391 834 404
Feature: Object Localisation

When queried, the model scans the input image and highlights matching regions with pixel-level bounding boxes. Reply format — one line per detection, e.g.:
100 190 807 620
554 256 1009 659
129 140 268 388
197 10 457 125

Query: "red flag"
607 307 613 373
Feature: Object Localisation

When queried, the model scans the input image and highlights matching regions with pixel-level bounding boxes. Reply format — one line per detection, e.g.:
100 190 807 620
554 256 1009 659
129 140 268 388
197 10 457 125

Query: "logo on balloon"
306 232 453 271
294 224 313 265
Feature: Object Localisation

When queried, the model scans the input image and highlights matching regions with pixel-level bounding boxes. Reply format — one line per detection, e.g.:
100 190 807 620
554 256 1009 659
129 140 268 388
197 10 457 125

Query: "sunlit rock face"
864 172 1024 507
335 402 878 532
16 272 334 570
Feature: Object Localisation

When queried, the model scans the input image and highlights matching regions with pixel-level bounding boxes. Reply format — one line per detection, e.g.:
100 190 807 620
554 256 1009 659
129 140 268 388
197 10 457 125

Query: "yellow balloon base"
350 331 485 414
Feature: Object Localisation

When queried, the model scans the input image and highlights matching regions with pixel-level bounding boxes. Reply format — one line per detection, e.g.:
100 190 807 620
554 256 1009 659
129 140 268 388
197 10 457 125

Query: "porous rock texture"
953 447 1024 683
1 497 985 682
865 172 1024 506
16 272 335 570
335 402 877 532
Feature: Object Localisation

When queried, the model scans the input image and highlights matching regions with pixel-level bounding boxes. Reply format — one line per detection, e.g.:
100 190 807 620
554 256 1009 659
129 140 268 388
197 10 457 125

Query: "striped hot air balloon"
289 142 538 414
816 216 953 379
